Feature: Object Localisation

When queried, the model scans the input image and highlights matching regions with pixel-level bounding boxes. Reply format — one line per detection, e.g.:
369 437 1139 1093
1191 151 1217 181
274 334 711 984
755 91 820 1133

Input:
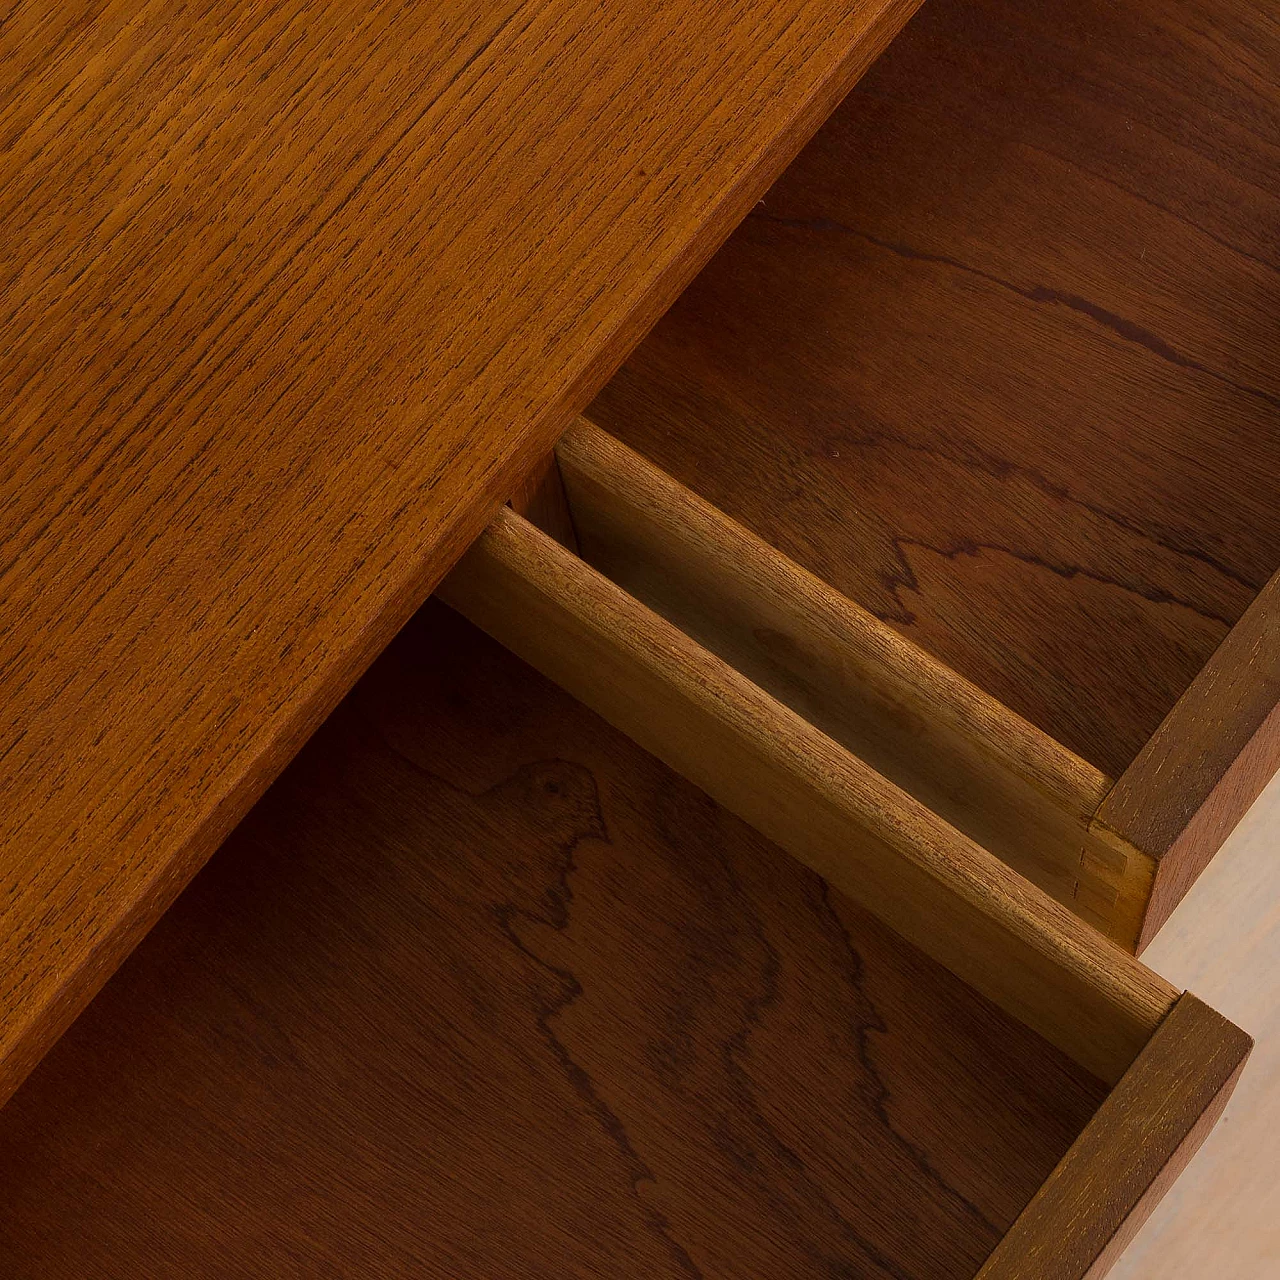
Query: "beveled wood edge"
0 0 928 1113
438 507 1177 1084
1095 568 1280 951
560 417 1157 951
0 415 565 1114
977 993 1252 1280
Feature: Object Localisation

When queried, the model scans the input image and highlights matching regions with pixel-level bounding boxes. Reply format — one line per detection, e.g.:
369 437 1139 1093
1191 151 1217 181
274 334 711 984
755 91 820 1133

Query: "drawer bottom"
0 601 1105 1279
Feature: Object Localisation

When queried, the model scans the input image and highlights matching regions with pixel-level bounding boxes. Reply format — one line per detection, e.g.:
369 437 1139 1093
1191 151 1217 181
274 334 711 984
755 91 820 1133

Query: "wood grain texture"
978 995 1252 1280
0 0 925 1106
558 417 1154 948
0 600 1109 1279
439 507 1178 1083
588 0 1280 785
1096 570 1280 949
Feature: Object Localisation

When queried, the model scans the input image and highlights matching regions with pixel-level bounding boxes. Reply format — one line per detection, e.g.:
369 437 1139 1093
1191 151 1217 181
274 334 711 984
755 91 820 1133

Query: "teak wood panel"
978 995 1252 1280
0 0 924 1106
588 0 1280 941
1095 571 1280 949
439 508 1177 1083
556 418 1153 947
0 602 1109 1280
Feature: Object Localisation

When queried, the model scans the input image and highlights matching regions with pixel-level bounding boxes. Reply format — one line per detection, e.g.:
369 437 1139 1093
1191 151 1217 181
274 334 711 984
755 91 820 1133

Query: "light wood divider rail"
440 502 1175 1083
555 419 1153 945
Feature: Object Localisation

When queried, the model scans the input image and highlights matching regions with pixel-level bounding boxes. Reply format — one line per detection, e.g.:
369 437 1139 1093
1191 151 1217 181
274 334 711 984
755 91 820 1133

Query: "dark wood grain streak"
589 0 1280 784
977 994 1252 1280
0 602 1105 1279
0 0 924 1104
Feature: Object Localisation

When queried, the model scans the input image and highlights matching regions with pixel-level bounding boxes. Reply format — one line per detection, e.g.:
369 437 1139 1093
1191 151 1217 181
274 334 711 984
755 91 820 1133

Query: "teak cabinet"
1 0 1274 1275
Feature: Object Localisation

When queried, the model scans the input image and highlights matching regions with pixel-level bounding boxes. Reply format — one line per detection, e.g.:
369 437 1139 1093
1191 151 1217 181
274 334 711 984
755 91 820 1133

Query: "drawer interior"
550 419 1126 940
586 0 1280 947
0 3 1258 1269
0 601 1108 1279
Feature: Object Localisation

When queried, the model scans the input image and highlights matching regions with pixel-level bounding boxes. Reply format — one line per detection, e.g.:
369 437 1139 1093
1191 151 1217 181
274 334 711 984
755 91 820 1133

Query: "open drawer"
0 525 1250 1277
0 1 1263 1273
586 0 1280 953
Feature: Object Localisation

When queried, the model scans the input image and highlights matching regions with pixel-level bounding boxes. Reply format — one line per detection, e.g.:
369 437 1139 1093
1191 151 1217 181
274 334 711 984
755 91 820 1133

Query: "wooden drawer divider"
440 430 1254 1279
439 503 1173 1084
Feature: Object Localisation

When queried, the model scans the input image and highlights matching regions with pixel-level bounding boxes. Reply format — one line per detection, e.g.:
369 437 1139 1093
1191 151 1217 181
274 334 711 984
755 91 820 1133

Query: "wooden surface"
560 418 1153 946
0 601 1109 1279
589 0 1280 785
978 995 1252 1280
440 507 1177 1083
509 449 579 552
1096 570 1280 949
0 0 925 1107
1111 772 1280 1279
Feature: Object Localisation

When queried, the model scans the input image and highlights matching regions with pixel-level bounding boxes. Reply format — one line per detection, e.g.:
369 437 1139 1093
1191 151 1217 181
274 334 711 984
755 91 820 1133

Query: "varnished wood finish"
558 418 1153 946
589 0 1280 788
0 0 925 1104
0 601 1109 1279
439 507 1178 1082
978 995 1252 1280
1096 570 1280 949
